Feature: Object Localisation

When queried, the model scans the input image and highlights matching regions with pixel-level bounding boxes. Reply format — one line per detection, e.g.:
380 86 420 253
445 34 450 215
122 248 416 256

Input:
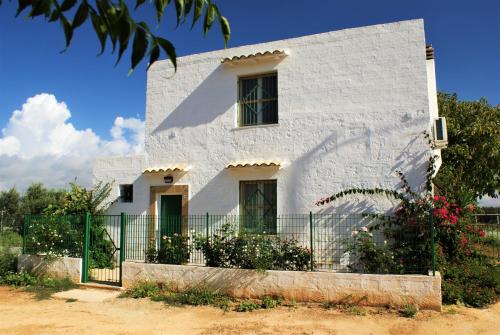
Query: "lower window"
239 180 277 233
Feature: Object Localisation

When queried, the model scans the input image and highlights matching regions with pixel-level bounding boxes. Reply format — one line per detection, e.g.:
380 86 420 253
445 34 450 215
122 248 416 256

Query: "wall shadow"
152 65 236 132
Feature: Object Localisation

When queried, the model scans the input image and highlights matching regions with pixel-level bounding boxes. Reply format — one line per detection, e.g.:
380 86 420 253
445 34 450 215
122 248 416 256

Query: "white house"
94 19 443 242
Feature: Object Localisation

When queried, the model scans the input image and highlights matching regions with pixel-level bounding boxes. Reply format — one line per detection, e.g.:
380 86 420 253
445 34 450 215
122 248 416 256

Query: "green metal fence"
23 214 84 257
125 213 434 274
23 213 438 278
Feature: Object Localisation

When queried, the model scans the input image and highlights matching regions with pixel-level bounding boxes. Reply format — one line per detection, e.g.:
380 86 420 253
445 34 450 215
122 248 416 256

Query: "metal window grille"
238 73 278 126
239 180 277 233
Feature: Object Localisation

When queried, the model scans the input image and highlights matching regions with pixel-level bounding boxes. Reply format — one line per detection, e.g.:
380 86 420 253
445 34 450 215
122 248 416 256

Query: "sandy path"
0 287 499 335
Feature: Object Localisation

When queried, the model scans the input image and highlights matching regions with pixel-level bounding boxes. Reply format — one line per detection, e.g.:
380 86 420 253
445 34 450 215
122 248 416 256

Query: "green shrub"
442 258 499 307
194 224 312 271
0 271 37 287
236 300 260 312
123 281 161 299
261 296 282 309
146 234 190 265
400 304 418 318
0 231 22 249
0 250 17 277
177 286 230 310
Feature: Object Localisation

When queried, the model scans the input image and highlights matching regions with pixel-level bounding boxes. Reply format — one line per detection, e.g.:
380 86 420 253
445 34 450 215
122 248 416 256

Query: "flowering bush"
146 234 190 265
25 216 83 257
194 224 312 271
318 168 498 307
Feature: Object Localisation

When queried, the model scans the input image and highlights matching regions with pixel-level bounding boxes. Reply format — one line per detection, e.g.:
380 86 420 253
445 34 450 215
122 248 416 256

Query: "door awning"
143 166 190 174
226 160 281 169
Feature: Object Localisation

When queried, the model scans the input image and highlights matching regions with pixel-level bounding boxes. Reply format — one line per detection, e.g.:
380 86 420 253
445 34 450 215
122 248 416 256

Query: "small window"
119 184 133 203
238 73 278 126
240 180 277 233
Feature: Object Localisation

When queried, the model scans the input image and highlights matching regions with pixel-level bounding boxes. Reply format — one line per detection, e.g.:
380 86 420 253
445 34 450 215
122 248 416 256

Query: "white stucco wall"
94 19 436 216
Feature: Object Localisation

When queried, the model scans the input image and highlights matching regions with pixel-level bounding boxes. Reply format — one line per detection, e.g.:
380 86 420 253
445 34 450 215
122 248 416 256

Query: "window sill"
231 123 280 131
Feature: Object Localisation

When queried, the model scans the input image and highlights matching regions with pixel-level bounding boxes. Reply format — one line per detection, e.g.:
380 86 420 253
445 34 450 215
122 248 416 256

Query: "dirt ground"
1 287 499 335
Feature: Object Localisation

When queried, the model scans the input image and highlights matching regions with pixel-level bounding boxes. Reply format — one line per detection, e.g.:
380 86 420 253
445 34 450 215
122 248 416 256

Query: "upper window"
238 73 278 127
119 184 133 203
239 180 277 233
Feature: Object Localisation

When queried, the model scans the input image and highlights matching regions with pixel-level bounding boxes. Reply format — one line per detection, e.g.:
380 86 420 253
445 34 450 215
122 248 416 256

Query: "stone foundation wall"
17 254 82 283
122 262 441 311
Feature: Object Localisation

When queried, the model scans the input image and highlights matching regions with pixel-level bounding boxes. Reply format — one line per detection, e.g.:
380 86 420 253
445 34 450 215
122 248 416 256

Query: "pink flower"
162 235 168 240
360 227 368 232
351 231 359 237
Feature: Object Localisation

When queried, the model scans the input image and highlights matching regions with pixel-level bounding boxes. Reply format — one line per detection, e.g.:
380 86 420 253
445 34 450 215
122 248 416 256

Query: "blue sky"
1 0 499 136
0 0 499 195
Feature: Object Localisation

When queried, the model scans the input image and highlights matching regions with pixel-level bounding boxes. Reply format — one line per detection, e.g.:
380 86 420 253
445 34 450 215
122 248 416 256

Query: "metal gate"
82 214 125 286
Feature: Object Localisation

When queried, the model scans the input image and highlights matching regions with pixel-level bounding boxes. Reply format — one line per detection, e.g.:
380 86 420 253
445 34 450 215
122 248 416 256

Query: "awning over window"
143 166 190 174
221 50 287 65
226 160 281 169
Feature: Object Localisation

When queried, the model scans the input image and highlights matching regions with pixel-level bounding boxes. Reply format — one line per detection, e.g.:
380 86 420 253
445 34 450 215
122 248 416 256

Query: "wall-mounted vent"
433 117 447 148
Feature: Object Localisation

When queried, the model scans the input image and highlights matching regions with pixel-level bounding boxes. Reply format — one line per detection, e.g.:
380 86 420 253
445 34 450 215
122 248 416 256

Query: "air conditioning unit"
433 117 448 148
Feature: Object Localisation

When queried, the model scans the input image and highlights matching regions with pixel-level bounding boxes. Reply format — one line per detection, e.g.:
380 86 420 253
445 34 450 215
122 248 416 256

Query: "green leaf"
29 0 52 18
134 0 146 10
147 43 160 70
154 0 169 24
191 0 203 29
115 16 133 65
218 15 230 46
96 0 116 52
174 0 184 26
203 3 215 35
16 0 33 17
72 3 88 29
130 25 149 72
157 37 177 71
90 12 107 55
184 0 193 17
49 8 60 22
60 15 73 51
60 0 77 11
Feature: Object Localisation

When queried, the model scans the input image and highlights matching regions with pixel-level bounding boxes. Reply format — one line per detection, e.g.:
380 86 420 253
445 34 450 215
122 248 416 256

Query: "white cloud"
0 93 144 191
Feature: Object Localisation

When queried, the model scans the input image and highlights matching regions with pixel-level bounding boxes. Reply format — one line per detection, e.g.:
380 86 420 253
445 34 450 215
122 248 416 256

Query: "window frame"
237 72 278 127
119 184 133 203
239 179 277 234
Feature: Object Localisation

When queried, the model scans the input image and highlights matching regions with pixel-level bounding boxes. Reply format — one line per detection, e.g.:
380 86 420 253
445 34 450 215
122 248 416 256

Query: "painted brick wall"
94 19 437 216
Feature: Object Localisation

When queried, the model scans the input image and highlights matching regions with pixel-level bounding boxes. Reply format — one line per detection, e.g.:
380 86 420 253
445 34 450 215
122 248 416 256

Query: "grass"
123 281 291 312
0 231 22 249
400 304 418 318
236 300 260 312
261 296 283 309
0 272 77 300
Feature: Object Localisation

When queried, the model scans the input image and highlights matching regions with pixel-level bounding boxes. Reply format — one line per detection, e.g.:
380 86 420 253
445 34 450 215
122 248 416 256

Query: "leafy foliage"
194 223 312 271
434 92 500 202
146 233 190 265
46 181 112 216
317 143 499 306
235 300 260 312
5 0 230 72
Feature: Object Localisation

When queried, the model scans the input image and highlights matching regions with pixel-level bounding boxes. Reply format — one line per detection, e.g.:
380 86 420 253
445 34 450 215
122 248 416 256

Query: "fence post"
206 212 209 240
82 212 91 283
309 211 314 271
430 208 436 276
22 214 27 254
120 212 126 285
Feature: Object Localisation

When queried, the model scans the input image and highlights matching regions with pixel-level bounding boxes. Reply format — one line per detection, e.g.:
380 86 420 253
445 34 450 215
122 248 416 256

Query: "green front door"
160 195 182 237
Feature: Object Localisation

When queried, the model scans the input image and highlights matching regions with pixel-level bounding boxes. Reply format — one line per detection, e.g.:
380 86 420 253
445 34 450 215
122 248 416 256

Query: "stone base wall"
123 262 441 311
17 254 82 283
